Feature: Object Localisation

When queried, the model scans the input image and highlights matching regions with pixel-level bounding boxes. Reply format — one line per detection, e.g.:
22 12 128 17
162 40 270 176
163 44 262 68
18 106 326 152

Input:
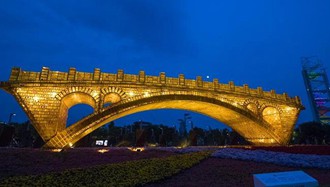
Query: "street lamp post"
8 113 16 125
178 113 192 136
160 127 163 135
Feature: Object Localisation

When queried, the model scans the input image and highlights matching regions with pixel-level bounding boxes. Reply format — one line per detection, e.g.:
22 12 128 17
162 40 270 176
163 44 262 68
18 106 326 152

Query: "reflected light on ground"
50 149 62 152
128 147 145 152
97 149 109 153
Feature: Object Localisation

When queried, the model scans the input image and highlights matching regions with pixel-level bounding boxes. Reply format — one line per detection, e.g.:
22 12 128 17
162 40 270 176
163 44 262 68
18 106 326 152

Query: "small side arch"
101 87 127 98
259 103 283 114
61 92 97 109
55 87 100 102
57 92 97 131
243 99 260 114
261 106 282 132
101 87 127 107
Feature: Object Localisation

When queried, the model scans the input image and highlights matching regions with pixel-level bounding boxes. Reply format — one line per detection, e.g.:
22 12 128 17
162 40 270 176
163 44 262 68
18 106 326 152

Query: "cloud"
41 0 193 56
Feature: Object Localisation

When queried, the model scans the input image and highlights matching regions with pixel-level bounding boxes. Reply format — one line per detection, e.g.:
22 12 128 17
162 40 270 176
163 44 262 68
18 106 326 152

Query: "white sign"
253 170 318 187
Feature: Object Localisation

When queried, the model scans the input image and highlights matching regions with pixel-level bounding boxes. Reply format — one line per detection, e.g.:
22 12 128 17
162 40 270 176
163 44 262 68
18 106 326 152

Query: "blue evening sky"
0 0 329 129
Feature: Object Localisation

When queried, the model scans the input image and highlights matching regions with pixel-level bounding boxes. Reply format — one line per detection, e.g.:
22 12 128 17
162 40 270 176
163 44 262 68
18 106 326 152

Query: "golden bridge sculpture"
0 67 304 148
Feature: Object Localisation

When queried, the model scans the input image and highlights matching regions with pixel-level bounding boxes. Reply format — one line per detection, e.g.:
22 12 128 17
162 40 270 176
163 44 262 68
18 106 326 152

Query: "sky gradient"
1 0 330 129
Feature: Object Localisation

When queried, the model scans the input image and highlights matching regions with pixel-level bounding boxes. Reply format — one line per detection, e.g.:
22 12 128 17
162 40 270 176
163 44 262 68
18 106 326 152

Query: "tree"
297 121 325 144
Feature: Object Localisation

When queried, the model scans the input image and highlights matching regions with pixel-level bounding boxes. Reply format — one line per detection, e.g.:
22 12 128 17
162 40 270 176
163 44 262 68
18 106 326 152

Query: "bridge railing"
101 72 116 81
166 77 179 85
6 67 302 106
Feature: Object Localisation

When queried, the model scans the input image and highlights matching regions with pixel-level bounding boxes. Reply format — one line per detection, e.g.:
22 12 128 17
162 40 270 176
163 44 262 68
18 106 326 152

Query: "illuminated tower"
302 57 330 125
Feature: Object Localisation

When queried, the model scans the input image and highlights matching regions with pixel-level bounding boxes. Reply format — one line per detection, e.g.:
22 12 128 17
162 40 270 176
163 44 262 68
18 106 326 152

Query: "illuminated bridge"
0 67 304 148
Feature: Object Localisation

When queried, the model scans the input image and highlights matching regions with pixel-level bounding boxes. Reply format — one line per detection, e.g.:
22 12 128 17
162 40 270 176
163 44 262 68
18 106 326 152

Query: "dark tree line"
75 121 249 147
0 121 44 148
291 121 330 145
6 120 329 148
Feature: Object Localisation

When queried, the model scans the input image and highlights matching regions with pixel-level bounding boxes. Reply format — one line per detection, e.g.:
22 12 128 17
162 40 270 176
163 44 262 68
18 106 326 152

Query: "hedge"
0 151 211 186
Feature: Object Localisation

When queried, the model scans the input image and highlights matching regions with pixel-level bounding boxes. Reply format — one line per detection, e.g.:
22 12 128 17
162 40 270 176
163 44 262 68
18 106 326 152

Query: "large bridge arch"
45 94 284 148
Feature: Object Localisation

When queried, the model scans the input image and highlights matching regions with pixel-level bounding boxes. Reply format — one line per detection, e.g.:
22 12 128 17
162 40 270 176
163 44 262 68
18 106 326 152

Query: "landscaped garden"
0 146 329 186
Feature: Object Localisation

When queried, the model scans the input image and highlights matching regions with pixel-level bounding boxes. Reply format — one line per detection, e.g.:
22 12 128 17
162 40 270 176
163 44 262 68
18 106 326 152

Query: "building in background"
302 57 330 125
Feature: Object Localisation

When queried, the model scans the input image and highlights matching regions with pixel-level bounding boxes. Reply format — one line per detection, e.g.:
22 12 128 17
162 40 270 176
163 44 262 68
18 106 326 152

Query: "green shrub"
0 151 211 186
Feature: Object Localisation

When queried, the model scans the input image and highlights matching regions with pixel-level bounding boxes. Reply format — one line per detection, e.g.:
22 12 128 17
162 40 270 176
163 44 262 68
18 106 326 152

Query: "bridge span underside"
45 94 292 149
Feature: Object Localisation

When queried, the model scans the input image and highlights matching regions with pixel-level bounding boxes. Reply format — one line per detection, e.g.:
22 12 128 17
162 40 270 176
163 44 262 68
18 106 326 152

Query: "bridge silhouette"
0 67 304 148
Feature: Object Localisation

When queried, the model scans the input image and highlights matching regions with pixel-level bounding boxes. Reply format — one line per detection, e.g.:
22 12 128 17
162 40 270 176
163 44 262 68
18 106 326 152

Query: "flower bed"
146 157 330 187
0 151 211 186
149 146 217 153
2 146 329 186
0 147 176 180
212 148 330 169
248 145 330 155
